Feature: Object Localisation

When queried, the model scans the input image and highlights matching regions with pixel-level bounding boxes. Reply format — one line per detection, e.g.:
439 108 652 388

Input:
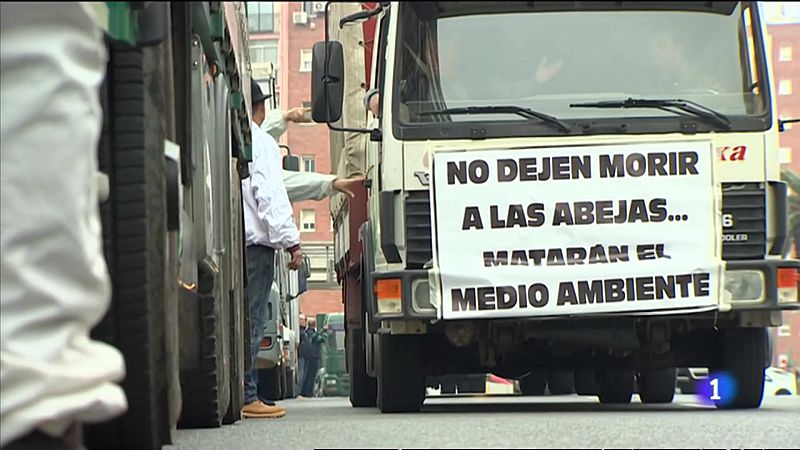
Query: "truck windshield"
392 1 769 137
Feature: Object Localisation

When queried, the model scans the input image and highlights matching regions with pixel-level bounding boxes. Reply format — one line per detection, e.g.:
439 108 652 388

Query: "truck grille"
404 184 767 268
405 191 433 269
721 183 766 260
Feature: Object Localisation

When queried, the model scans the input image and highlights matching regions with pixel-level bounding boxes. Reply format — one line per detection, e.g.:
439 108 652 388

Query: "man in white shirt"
1 3 127 448
241 80 304 419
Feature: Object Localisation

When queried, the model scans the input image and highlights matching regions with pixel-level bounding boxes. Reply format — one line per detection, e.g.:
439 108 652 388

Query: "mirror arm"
323 2 381 137
778 118 799 133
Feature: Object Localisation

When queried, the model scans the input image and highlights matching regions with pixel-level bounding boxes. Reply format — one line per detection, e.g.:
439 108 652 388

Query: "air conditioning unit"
292 11 308 25
312 2 326 13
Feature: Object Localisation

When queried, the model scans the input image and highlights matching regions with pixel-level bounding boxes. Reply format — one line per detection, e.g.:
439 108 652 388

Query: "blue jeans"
300 358 320 397
244 245 275 404
297 357 306 391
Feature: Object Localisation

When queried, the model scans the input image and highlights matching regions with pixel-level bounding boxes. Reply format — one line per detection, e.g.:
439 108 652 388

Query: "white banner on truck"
429 141 722 320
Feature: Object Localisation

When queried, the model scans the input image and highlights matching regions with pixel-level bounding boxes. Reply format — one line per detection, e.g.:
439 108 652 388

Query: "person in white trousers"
1 2 127 449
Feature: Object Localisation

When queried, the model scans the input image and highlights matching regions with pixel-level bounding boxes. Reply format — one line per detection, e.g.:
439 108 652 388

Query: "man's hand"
535 56 563 84
332 176 366 198
284 106 311 123
368 93 381 118
288 248 304 270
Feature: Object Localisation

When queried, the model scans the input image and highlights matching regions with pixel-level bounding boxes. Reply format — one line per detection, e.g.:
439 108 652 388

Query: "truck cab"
314 1 799 413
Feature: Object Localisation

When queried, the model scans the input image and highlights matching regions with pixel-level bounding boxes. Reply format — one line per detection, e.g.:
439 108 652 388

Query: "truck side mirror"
311 40 344 123
778 118 798 132
280 145 300 171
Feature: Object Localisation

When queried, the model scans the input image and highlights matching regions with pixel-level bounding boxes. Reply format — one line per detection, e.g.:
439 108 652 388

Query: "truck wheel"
547 370 575 395
519 371 547 396
177 265 231 428
459 375 486 394
376 334 426 413
347 327 377 407
223 181 246 425
598 369 635 404
713 328 767 409
85 42 176 450
574 369 599 395
440 379 457 395
637 368 677 404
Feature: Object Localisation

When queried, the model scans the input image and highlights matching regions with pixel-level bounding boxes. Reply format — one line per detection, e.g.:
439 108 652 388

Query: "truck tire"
547 370 575 395
713 328 767 409
376 334 426 413
458 375 486 394
597 369 635 404
574 369 599 395
176 261 232 428
347 327 377 407
637 368 677 404
519 371 547 396
223 176 246 424
86 42 176 450
440 379 457 395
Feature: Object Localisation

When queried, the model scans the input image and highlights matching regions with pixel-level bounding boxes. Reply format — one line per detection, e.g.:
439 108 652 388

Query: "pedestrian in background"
299 318 328 398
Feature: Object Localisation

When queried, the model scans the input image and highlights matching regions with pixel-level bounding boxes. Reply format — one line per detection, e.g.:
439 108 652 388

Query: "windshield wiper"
570 97 731 130
421 105 571 133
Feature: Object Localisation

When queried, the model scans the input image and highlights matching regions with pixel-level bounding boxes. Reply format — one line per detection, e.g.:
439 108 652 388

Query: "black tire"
547 370 575 395
637 368 677 404
376 334 426 413
458 375 486 394
598 369 635 404
257 367 282 401
519 371 547 396
85 42 175 450
574 369 599 396
278 364 288 400
221 287 244 423
177 263 231 428
347 327 377 407
439 379 457 395
713 328 767 409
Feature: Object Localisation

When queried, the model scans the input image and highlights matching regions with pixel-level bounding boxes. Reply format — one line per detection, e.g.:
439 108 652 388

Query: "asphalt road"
168 394 800 449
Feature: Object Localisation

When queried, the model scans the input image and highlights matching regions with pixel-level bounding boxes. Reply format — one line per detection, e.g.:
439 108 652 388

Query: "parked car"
764 367 797 396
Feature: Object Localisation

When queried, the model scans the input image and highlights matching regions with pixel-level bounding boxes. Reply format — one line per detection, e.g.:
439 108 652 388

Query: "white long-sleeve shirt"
261 111 339 203
264 109 288 142
243 121 300 249
282 169 336 203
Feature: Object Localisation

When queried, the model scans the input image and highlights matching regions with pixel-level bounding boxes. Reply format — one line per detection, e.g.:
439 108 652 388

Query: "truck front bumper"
724 259 799 311
371 259 799 322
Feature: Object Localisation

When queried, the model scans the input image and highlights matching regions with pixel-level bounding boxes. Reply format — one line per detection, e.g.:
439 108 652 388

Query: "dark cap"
251 79 271 105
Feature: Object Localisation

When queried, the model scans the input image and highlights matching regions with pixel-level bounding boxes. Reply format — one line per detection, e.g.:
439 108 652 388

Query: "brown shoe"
242 400 286 419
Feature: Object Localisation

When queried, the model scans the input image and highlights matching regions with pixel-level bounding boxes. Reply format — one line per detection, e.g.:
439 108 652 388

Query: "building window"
777 325 792 337
779 46 793 62
779 147 793 165
303 155 316 172
249 41 279 67
300 49 313 72
301 209 316 232
778 79 792 96
248 2 276 33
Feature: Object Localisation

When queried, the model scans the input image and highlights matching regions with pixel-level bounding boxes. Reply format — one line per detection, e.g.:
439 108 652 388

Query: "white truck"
314 1 799 413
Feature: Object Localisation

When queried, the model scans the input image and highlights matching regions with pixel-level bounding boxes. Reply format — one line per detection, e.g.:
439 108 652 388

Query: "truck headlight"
724 270 765 303
411 279 434 312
